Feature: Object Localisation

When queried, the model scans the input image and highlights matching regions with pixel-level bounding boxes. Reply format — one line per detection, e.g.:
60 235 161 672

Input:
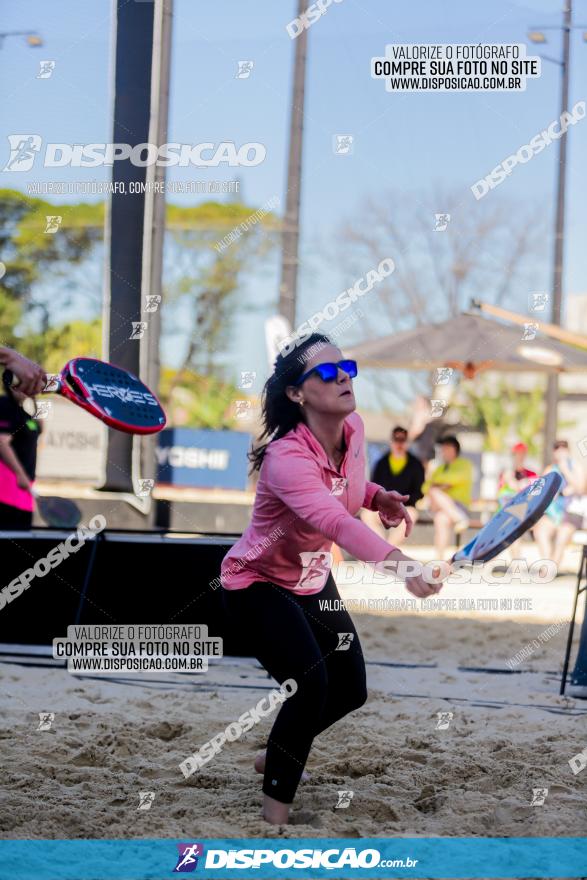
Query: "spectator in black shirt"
369 425 425 545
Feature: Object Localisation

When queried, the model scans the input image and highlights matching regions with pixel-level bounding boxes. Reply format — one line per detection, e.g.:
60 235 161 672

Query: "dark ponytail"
248 333 332 473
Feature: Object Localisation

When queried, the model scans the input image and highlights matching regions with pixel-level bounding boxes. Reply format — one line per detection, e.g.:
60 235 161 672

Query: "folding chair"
560 537 587 696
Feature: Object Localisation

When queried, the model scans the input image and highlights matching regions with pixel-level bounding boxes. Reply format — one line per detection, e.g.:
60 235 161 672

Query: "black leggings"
221 574 367 804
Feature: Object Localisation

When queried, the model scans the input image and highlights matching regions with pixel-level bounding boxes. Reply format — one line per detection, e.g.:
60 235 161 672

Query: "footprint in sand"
414 784 446 813
134 700 155 710
328 760 390 779
401 750 428 765
405 737 430 751
79 692 111 705
69 747 101 767
143 721 186 741
289 810 321 827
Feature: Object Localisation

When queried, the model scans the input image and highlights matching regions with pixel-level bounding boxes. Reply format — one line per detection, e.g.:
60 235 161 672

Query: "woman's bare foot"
254 750 266 775
255 749 310 781
262 793 290 825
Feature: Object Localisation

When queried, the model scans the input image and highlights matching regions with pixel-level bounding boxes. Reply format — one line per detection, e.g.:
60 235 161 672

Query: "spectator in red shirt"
497 442 537 506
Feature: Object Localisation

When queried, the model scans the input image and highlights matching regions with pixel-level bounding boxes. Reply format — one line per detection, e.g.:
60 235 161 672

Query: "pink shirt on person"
0 408 34 512
0 461 34 511
220 411 396 595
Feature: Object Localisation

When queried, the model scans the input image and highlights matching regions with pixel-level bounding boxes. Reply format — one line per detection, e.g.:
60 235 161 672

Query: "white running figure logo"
297 551 333 590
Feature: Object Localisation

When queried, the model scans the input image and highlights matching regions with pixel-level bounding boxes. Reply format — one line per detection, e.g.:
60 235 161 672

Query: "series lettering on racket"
2 357 167 435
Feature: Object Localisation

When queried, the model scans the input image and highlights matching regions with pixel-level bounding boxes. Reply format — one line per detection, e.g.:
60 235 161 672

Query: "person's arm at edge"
0 347 46 396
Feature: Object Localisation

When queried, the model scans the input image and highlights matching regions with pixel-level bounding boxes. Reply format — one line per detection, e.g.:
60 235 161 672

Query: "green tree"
159 366 245 429
164 200 279 385
0 289 23 348
0 189 103 334
1 191 278 428
454 378 554 456
18 319 102 373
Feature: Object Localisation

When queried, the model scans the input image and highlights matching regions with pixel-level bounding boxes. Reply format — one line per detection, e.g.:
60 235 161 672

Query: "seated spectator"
534 440 586 573
497 442 538 563
423 435 473 560
370 425 425 545
498 441 538 505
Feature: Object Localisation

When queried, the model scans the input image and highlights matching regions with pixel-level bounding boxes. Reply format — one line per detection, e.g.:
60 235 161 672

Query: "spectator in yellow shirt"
423 435 474 559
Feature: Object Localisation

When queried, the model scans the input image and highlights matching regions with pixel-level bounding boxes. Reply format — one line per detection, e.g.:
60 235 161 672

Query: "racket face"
37 497 81 529
58 358 166 435
452 471 563 564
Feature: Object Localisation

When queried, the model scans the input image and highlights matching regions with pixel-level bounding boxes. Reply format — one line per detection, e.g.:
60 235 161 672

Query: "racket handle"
2 369 17 389
3 369 58 394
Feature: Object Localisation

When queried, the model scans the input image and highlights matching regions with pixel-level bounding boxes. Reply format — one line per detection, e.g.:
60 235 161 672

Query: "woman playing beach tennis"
221 333 442 825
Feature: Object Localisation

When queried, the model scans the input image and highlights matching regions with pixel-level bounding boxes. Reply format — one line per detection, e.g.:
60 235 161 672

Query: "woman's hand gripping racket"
451 471 563 565
433 472 561 588
3 357 166 435
383 472 562 592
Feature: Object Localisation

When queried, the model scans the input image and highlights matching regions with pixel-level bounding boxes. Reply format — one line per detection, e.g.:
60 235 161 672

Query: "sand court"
1 572 586 841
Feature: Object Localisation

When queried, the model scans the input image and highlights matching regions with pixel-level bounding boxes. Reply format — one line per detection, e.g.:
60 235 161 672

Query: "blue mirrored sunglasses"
294 359 358 386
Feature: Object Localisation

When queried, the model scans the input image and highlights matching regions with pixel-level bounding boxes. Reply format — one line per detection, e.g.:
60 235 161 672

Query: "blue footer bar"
0 837 586 880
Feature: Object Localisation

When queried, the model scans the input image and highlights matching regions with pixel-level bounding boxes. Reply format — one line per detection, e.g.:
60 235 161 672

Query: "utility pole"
537 1 572 466
102 0 172 508
102 0 154 492
278 0 308 328
139 0 173 509
530 4 587 697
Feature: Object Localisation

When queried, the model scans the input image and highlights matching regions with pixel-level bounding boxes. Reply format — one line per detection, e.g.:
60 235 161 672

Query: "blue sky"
2 0 587 406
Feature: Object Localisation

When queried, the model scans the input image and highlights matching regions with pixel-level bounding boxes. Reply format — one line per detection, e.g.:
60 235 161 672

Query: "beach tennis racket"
3 357 166 435
451 471 563 564
33 491 81 528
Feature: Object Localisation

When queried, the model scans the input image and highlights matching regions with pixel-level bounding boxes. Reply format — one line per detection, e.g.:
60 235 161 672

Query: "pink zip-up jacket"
220 411 396 595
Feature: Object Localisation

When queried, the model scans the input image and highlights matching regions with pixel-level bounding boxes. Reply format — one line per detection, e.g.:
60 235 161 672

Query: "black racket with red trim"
3 357 166 435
